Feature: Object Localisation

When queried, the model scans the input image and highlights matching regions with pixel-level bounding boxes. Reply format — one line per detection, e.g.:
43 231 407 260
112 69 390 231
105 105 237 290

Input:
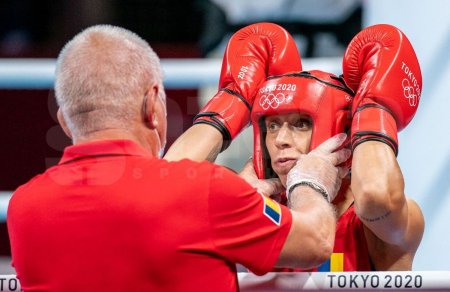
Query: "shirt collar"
59 139 153 165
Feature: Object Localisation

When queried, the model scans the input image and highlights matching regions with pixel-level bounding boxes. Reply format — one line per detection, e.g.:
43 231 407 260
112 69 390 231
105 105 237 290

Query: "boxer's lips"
274 157 297 171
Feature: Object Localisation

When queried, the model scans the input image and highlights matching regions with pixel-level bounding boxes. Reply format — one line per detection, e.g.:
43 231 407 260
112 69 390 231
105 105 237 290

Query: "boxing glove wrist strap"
193 116 232 151
351 103 399 155
194 88 252 152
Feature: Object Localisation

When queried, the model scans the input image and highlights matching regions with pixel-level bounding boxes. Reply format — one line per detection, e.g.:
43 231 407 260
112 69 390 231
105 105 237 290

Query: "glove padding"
194 22 302 151
343 24 422 155
286 133 351 203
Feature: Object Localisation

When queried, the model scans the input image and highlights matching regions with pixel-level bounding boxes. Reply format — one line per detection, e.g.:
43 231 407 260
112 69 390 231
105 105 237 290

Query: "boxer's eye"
267 121 280 132
292 118 312 131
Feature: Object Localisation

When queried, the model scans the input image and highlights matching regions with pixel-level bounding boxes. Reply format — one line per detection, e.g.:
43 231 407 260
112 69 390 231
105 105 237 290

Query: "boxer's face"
265 112 312 186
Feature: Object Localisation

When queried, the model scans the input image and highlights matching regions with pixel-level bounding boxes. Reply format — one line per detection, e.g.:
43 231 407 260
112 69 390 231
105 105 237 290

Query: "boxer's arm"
344 24 424 252
351 141 424 250
164 124 223 162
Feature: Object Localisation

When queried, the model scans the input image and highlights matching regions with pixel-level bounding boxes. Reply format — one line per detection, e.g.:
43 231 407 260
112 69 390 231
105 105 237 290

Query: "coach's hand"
286 133 351 203
343 24 422 155
194 22 302 151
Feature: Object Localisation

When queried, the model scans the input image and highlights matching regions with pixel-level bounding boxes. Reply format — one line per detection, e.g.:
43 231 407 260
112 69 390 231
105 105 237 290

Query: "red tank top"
275 205 373 272
316 205 373 271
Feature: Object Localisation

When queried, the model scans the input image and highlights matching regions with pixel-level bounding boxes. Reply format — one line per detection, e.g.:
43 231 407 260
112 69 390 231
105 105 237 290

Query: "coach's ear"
57 108 72 139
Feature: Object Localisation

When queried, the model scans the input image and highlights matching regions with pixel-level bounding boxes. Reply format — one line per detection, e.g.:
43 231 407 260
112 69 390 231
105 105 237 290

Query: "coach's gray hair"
55 24 164 138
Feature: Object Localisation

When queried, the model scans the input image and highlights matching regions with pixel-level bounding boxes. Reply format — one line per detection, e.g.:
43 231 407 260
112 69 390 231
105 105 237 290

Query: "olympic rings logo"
402 78 418 107
259 93 291 110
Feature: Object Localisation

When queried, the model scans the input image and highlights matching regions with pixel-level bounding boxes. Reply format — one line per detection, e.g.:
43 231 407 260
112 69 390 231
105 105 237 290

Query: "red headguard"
251 70 354 179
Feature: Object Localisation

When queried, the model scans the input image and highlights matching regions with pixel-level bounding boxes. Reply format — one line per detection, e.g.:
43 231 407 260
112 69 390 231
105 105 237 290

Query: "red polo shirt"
8 140 292 292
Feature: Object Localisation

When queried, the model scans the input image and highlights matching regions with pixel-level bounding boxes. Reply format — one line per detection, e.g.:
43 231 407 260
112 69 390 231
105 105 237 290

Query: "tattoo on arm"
359 210 392 222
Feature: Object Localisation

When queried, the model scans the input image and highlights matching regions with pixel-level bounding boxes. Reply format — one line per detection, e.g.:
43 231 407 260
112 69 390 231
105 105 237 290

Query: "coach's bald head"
54 25 167 156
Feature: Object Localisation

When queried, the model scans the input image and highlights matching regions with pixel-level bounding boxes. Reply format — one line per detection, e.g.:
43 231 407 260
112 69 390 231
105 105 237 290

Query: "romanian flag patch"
317 253 344 272
261 194 282 225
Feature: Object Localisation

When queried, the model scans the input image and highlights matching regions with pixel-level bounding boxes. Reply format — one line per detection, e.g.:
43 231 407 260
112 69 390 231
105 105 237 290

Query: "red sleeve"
207 165 292 275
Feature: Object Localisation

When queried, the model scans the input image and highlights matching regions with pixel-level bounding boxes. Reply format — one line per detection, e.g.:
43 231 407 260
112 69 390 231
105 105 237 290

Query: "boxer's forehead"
264 112 311 123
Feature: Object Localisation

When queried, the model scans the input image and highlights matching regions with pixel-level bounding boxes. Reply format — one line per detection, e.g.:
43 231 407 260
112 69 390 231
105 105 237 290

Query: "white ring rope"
0 57 341 89
0 192 10 222
1 272 450 291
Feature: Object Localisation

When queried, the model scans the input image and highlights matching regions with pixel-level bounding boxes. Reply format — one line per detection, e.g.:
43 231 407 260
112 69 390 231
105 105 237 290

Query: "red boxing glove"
342 24 422 155
194 22 302 151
